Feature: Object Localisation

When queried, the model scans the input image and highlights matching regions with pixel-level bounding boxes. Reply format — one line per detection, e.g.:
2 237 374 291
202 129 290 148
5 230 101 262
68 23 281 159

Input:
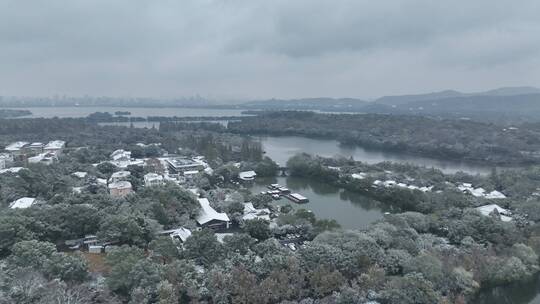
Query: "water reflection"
284 177 340 195
248 176 383 230
339 190 382 211
474 274 540 304
259 135 495 175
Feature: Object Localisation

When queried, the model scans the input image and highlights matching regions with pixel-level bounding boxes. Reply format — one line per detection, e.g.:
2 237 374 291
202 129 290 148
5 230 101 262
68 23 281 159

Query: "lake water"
16 106 246 118
258 135 495 175
248 176 384 230
474 274 540 304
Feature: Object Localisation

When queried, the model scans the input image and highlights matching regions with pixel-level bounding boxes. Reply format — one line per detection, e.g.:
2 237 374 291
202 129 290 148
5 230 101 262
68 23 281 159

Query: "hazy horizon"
1 85 540 103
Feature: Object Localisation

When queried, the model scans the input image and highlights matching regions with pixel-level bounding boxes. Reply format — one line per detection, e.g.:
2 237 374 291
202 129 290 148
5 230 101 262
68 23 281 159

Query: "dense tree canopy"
1 116 540 304
229 111 540 165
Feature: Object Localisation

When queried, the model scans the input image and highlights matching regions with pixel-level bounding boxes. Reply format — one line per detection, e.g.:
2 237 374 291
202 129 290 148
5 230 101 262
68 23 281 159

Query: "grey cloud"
0 0 539 98
225 0 539 57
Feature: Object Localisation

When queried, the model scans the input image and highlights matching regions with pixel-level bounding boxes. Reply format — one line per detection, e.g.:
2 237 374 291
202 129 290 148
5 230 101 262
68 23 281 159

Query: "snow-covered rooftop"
9 197 37 209
239 170 257 181
373 179 432 192
44 140 65 150
110 159 144 168
476 204 512 222
459 183 507 199
29 142 44 148
485 190 507 199
73 187 83 194
72 171 88 178
196 198 230 225
5 141 29 151
0 167 24 174
243 202 271 221
161 227 192 242
110 149 131 161
351 173 366 180
28 152 56 164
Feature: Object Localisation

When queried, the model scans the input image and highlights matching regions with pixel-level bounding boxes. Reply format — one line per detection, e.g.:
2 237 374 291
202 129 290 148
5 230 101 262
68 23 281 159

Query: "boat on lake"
286 193 309 203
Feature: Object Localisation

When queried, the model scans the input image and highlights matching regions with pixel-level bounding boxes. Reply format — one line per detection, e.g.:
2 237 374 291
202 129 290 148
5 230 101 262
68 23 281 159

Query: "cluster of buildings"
100 148 216 197
143 156 212 185
458 183 507 199
261 183 310 204
104 148 258 193
351 170 508 200
372 179 433 192
64 235 118 254
327 167 435 193
3 141 293 253
1 140 66 168
60 147 224 198
348 167 509 200
157 198 277 248
242 202 271 221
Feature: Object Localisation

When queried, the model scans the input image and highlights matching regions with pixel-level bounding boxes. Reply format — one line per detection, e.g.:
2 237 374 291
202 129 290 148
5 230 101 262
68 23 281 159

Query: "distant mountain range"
365 87 540 123
374 86 540 106
240 86 540 123
374 90 464 106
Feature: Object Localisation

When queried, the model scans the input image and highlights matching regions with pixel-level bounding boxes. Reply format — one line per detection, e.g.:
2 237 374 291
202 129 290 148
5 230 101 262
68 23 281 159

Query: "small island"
0 109 32 118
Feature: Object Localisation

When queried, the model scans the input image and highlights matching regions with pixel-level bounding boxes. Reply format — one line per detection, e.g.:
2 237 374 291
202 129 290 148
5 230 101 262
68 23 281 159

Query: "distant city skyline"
1 1 540 99
2 86 539 103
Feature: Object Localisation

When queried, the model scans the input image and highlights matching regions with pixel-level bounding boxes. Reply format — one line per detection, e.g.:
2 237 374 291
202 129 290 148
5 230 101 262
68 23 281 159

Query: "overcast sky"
1 0 540 100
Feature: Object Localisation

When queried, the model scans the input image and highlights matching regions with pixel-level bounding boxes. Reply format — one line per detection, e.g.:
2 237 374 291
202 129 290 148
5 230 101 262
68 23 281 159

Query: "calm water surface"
248 176 384 230
258 135 495 175
474 274 540 304
18 106 246 118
